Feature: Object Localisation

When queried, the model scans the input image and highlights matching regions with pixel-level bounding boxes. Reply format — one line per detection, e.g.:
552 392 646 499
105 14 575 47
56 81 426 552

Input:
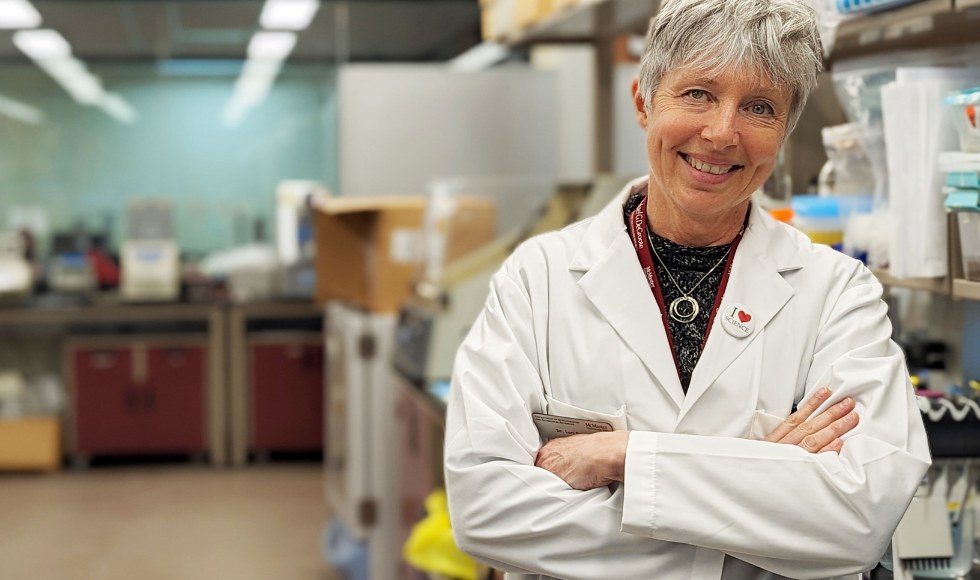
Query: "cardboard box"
482 5 496 41
551 0 578 13
313 196 428 313
516 0 553 30
312 196 497 313
0 417 61 471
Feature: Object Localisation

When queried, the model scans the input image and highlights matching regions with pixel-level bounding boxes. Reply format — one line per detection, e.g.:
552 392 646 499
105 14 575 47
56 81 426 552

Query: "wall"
0 62 337 256
612 63 648 179
338 63 558 199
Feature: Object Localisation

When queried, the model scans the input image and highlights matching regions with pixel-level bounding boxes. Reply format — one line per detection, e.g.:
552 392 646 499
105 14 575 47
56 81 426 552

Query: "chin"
671 187 745 218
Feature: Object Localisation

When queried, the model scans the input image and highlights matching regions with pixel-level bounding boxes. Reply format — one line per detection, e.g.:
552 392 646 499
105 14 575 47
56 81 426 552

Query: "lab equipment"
121 200 180 302
835 0 922 14
49 252 96 294
943 87 980 153
791 195 843 248
886 460 976 579
275 180 329 267
0 232 32 299
939 152 980 282
276 181 329 300
323 302 400 580
120 240 181 302
820 123 876 196
944 191 980 281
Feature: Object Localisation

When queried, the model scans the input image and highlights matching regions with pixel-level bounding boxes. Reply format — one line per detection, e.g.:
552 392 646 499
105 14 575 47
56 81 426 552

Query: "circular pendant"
669 296 700 323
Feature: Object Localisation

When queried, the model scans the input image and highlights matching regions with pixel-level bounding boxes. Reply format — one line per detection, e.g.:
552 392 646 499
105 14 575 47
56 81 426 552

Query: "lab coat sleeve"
620 264 932 579
444 258 690 580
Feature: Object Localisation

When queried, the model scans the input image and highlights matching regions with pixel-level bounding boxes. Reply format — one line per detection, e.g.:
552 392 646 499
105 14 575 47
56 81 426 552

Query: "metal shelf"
953 279 980 300
829 0 980 63
499 0 657 45
872 270 951 294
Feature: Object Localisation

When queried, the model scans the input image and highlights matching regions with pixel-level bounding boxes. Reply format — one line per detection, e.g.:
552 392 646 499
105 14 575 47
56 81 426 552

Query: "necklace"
647 231 733 324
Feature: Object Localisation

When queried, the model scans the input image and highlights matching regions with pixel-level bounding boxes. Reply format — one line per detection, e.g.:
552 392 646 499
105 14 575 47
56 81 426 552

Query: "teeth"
684 154 733 175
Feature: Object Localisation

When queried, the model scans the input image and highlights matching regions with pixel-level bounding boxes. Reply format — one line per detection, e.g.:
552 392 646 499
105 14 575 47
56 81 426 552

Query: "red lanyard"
626 193 743 381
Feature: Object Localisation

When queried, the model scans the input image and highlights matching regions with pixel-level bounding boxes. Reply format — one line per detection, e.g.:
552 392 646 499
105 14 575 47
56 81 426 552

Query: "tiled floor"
0 464 339 580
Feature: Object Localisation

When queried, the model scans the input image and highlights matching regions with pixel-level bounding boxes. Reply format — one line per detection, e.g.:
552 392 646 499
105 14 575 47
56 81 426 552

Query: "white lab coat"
444 178 931 580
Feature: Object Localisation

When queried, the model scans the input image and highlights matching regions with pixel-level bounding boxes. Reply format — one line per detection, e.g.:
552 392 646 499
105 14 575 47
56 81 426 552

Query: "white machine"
121 199 180 302
323 301 400 580
120 240 180 302
0 232 32 299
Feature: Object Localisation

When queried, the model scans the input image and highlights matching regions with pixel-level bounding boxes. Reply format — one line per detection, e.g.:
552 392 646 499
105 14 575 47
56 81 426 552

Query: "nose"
700 101 739 149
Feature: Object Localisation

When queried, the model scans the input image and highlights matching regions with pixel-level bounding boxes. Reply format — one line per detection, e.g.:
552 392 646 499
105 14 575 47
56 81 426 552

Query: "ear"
631 75 648 129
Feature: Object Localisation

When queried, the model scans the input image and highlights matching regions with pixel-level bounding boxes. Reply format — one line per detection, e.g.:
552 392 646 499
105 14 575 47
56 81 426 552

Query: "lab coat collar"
569 178 802 415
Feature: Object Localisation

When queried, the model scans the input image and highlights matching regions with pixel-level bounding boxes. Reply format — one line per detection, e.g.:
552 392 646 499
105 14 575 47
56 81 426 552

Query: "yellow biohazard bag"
403 489 484 580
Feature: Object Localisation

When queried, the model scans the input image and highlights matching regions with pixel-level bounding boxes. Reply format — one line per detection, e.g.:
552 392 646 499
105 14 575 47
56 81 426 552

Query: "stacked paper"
881 68 980 279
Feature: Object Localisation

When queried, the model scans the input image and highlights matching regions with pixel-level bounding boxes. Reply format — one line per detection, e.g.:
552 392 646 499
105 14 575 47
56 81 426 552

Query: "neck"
645 182 749 247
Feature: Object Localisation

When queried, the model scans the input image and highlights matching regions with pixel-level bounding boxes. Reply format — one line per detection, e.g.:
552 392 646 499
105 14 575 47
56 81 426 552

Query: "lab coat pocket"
544 395 628 431
748 410 785 441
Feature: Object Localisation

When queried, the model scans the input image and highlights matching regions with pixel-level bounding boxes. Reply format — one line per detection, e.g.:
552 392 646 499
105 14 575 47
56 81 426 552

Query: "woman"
444 0 930 578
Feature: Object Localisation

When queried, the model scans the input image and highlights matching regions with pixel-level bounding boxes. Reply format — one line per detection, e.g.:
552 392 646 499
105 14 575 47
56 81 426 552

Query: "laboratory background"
0 0 978 578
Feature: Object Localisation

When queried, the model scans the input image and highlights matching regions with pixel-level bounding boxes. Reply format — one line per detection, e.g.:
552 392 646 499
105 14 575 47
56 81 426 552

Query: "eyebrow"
684 75 783 101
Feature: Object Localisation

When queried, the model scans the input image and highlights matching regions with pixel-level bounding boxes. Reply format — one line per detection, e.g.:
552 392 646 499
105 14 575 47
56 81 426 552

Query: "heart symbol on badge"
738 310 752 323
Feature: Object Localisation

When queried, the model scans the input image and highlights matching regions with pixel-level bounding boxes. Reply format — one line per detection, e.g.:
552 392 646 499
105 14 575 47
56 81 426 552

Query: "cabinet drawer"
250 339 324 452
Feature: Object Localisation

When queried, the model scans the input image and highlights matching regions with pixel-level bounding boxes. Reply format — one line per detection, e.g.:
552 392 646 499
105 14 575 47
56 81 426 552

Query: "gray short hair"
637 0 822 135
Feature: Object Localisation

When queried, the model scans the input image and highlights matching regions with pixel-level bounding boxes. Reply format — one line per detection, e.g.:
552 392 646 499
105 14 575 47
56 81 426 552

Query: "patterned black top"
623 192 732 393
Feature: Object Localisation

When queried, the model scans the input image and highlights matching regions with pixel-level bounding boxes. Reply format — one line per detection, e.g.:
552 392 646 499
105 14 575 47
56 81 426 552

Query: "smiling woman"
444 0 930 578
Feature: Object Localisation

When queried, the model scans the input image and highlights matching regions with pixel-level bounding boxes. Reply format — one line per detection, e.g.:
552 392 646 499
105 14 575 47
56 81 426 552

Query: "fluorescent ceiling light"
260 0 320 31
221 58 284 127
247 31 297 60
98 93 138 125
33 57 103 105
13 29 70 59
0 94 44 125
448 42 510 72
0 0 42 29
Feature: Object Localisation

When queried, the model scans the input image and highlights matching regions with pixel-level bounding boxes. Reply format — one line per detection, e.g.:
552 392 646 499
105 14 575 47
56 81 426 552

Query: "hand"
764 387 859 453
535 431 630 491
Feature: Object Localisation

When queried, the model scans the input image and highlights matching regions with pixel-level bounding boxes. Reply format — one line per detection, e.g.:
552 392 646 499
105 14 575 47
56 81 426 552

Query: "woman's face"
634 65 791 220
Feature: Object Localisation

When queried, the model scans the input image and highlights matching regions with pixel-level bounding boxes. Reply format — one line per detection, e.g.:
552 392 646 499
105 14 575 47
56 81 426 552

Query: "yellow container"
0 417 61 472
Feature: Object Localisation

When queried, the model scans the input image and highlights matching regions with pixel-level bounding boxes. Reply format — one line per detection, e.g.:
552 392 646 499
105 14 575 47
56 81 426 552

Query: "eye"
748 102 775 115
688 89 707 100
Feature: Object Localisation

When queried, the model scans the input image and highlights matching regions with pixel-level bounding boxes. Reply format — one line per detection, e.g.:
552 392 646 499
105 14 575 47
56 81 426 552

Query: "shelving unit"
954 279 980 300
872 270 952 294
500 0 656 45
830 0 980 63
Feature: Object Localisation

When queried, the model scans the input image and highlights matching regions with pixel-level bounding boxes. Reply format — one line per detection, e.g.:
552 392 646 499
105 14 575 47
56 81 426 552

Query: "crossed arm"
535 385 860 492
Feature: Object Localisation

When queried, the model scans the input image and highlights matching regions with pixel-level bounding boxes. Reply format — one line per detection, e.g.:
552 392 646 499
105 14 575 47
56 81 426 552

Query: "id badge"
532 413 613 440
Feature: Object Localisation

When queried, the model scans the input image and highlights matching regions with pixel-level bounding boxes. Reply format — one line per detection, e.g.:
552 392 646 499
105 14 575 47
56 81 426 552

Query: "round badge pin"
720 304 755 338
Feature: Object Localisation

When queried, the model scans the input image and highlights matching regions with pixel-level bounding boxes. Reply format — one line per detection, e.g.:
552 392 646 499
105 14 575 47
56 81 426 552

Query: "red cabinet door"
251 341 324 452
144 346 206 453
74 348 142 455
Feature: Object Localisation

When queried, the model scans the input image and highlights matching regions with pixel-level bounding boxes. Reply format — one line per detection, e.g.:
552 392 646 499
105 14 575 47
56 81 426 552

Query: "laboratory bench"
0 298 324 469
0 300 226 467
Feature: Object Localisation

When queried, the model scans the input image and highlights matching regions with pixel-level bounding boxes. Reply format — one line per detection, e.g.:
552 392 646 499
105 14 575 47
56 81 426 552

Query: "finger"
818 438 843 454
781 397 855 446
764 387 831 442
799 412 859 453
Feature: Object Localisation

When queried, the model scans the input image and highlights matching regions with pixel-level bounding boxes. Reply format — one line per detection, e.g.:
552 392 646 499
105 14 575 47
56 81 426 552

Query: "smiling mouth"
681 153 742 175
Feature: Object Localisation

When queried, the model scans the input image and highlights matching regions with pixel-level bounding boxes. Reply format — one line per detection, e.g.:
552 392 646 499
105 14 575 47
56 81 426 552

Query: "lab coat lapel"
676 206 801 424
571 179 685 409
